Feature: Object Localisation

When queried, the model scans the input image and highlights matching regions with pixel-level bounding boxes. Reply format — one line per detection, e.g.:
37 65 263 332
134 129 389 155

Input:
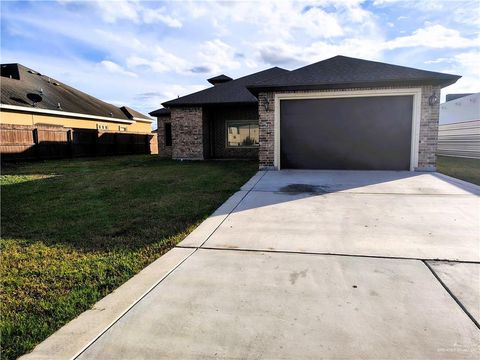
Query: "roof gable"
249 55 461 91
162 67 289 107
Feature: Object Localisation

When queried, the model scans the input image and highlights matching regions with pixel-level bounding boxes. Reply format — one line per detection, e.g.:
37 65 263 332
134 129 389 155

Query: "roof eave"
161 100 258 108
132 117 153 123
0 104 135 123
248 77 462 93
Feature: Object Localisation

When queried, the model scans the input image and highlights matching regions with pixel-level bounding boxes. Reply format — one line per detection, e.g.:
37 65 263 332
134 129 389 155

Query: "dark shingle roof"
207 74 233 85
162 67 289 107
1 63 151 121
249 55 461 92
149 107 171 117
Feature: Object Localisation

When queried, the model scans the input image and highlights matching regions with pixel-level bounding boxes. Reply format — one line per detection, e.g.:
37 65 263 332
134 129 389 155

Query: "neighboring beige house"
0 63 152 132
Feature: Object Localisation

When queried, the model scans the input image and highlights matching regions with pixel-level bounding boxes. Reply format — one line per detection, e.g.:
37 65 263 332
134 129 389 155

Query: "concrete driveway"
25 171 480 360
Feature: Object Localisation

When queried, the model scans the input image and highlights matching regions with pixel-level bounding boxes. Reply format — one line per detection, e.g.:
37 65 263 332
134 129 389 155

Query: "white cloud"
142 84 207 106
374 0 444 11
296 6 344 38
255 36 384 67
385 24 478 49
196 39 241 73
126 52 189 74
94 0 182 28
95 0 140 23
440 51 480 100
99 60 137 77
142 7 182 28
452 4 480 26
424 57 451 64
182 1 366 41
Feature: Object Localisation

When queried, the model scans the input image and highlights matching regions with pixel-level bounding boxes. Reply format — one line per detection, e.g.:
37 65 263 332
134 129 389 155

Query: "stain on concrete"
278 184 331 195
290 269 308 285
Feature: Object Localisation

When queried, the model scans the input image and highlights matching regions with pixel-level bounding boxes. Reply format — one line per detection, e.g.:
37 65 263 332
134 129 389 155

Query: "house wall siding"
258 85 441 170
0 109 152 133
156 115 172 158
170 107 204 160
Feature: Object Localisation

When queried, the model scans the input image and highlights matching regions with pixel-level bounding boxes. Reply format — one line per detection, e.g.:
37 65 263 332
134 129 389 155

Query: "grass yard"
437 155 480 185
0 155 257 360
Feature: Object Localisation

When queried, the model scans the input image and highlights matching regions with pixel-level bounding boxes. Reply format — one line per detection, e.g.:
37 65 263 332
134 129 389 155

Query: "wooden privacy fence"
0 124 158 161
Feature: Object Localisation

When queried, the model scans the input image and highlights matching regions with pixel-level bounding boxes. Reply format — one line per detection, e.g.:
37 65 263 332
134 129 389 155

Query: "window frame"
225 120 259 149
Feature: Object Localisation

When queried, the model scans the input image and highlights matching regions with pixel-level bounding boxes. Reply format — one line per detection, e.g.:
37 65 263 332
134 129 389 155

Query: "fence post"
67 129 73 158
32 128 40 160
94 130 98 156
113 132 117 155
145 134 150 154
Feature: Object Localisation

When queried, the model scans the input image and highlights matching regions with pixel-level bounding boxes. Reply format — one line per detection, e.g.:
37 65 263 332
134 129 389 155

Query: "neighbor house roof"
248 55 461 92
445 93 474 102
149 107 171 117
0 63 152 122
162 67 289 107
120 106 151 121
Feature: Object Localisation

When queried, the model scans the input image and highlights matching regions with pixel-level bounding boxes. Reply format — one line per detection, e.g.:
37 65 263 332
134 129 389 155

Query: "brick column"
156 116 172 158
418 85 441 170
258 92 275 169
170 107 204 160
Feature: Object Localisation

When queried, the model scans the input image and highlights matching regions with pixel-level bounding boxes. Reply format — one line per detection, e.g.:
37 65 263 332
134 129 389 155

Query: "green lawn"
0 155 257 360
437 155 480 185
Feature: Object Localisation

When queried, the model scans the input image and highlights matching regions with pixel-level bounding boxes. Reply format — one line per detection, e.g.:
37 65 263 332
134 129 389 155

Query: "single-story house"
438 92 479 159
0 63 153 132
150 55 460 171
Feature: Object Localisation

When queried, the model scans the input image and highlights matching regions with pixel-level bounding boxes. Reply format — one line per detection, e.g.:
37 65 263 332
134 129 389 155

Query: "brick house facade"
150 56 458 171
257 85 442 170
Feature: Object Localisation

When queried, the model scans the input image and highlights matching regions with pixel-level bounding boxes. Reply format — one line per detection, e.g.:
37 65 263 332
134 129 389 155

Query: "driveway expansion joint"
177 245 480 264
423 260 480 330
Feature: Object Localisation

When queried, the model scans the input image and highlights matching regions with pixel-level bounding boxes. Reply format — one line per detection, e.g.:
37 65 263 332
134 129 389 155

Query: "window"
164 122 172 146
226 121 259 147
118 126 127 132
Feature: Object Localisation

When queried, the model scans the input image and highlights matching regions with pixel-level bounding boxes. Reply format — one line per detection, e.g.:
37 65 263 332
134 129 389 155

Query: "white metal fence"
437 120 480 159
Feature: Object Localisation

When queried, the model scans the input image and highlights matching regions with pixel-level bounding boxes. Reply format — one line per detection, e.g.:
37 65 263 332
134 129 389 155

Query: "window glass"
226 121 259 147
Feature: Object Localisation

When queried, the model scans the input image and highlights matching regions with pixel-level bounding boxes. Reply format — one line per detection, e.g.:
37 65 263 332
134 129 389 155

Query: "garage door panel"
280 96 413 170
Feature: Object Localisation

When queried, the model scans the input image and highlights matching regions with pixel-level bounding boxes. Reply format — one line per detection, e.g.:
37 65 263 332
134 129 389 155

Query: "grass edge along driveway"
436 155 480 186
0 155 257 360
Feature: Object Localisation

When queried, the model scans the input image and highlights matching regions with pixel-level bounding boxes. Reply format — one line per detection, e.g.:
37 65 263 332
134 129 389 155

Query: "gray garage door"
280 96 413 170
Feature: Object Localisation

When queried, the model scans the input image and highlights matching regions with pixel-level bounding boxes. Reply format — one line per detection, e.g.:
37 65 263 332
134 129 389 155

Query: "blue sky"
1 0 479 121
